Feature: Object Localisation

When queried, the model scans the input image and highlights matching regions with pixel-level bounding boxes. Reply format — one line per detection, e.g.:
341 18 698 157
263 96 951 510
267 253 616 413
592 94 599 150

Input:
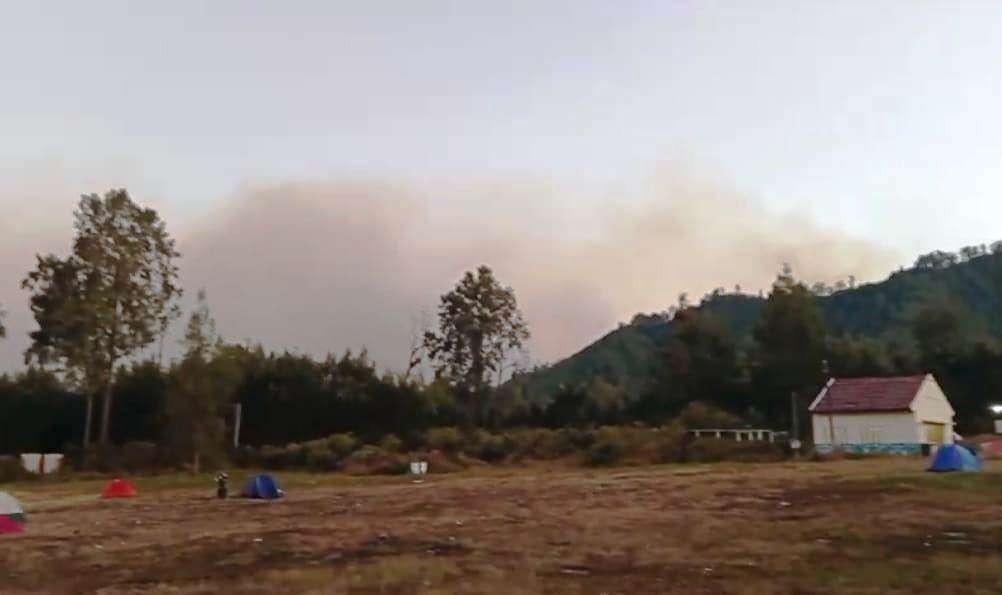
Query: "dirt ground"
1 459 1000 594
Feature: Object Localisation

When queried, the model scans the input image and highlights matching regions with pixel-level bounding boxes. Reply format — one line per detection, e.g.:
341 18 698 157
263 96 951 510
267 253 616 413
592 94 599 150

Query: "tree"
658 307 741 415
23 189 181 445
423 265 529 423
912 302 971 368
751 270 827 427
164 290 235 472
914 250 959 269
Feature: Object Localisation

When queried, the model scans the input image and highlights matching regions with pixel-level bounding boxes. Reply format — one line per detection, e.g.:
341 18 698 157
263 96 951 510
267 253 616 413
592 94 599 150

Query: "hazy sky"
1 2 1001 372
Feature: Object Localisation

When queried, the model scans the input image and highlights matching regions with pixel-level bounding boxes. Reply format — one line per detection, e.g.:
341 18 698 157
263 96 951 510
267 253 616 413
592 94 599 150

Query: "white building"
809 374 955 454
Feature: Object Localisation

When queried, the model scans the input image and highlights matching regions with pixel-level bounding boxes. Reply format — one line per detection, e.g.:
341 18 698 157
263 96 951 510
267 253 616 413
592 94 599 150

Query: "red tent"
101 478 137 499
0 515 24 534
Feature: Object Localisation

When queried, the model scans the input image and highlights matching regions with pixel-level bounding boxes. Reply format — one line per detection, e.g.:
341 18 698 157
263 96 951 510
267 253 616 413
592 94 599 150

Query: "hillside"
514 249 1002 402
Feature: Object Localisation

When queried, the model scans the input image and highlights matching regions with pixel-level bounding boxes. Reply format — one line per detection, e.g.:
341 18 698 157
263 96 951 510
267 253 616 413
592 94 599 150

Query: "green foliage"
684 438 785 463
752 271 827 425
512 323 664 406
506 428 577 459
514 250 1002 433
326 433 360 457
22 189 182 446
377 434 404 453
678 401 741 429
0 456 32 484
425 427 463 453
663 308 740 410
163 291 237 471
119 441 159 472
585 438 625 466
423 265 530 421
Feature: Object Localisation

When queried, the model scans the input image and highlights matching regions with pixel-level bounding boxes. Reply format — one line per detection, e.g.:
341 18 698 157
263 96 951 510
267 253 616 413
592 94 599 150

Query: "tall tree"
23 189 182 445
662 307 741 410
165 290 235 472
752 270 827 427
423 265 529 422
912 301 971 369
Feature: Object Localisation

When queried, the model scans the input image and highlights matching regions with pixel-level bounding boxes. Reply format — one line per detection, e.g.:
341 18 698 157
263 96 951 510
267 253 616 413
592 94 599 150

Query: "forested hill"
513 247 1002 403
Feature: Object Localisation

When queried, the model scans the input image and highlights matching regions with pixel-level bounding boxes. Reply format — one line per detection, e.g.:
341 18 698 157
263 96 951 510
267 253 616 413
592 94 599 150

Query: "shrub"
0 456 32 483
477 433 512 462
86 444 123 472
259 445 290 469
231 445 260 467
119 442 159 472
560 427 597 450
426 427 463 453
679 401 741 429
685 438 785 463
422 450 465 474
341 445 407 475
326 433 359 457
378 434 404 453
652 422 687 463
585 439 626 466
350 445 384 461
304 445 338 471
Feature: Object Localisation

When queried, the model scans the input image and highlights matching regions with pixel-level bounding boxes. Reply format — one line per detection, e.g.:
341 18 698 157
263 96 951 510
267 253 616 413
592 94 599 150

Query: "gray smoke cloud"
0 165 900 373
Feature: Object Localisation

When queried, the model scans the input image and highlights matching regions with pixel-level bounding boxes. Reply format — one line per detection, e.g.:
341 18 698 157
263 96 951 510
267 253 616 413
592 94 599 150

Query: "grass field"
1 458 1000 594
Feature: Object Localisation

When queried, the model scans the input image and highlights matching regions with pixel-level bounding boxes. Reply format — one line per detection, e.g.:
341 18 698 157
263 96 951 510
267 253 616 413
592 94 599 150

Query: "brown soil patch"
1 459 999 594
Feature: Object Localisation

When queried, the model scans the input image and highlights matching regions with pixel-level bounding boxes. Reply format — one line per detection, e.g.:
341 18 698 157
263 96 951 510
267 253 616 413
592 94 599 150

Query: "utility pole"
790 391 802 456
790 391 799 440
232 403 243 448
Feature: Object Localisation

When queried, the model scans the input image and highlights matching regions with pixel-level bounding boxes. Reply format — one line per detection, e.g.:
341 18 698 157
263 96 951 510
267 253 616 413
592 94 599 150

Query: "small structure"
19 453 63 475
688 429 778 442
810 374 955 454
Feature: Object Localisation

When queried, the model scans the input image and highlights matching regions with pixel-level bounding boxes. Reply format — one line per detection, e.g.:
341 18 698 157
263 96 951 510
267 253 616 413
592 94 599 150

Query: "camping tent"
242 474 283 499
927 443 982 472
101 478 137 499
0 492 25 534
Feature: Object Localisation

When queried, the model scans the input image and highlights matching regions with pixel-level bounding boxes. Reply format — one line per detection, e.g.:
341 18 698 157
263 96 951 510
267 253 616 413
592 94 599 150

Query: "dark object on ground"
216 472 229 499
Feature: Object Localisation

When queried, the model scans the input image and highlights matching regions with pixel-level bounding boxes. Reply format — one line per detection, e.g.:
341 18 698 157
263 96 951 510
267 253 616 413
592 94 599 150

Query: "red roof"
811 375 926 414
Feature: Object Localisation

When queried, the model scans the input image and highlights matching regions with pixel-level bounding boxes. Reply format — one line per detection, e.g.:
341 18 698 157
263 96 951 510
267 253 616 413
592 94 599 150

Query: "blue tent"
241 474 283 499
927 444 982 472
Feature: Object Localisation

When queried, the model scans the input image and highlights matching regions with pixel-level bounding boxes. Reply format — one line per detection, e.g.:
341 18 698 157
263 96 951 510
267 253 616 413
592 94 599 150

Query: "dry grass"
1 459 999 594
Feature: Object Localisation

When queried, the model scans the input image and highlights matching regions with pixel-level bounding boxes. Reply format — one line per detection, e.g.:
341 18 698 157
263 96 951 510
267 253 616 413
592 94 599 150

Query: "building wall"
911 376 955 443
812 411 919 446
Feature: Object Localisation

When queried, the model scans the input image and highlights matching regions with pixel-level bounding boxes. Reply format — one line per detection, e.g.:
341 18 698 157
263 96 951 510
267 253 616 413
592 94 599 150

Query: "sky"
1 2 1001 373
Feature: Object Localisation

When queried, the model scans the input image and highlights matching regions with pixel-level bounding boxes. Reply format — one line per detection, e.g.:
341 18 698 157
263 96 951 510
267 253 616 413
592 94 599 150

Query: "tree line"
1 189 1000 464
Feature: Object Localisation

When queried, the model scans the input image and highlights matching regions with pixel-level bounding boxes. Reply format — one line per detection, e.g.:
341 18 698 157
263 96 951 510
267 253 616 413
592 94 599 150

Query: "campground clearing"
1 458 1000 594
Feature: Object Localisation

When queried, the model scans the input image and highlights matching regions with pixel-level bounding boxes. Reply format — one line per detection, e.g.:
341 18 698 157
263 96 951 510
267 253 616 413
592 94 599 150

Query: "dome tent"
101 478 137 499
0 492 25 534
927 443 982 472
242 474 283 499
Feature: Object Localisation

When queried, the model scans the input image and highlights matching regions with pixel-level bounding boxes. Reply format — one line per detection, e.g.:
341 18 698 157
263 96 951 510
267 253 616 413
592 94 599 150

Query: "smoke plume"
0 165 900 373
